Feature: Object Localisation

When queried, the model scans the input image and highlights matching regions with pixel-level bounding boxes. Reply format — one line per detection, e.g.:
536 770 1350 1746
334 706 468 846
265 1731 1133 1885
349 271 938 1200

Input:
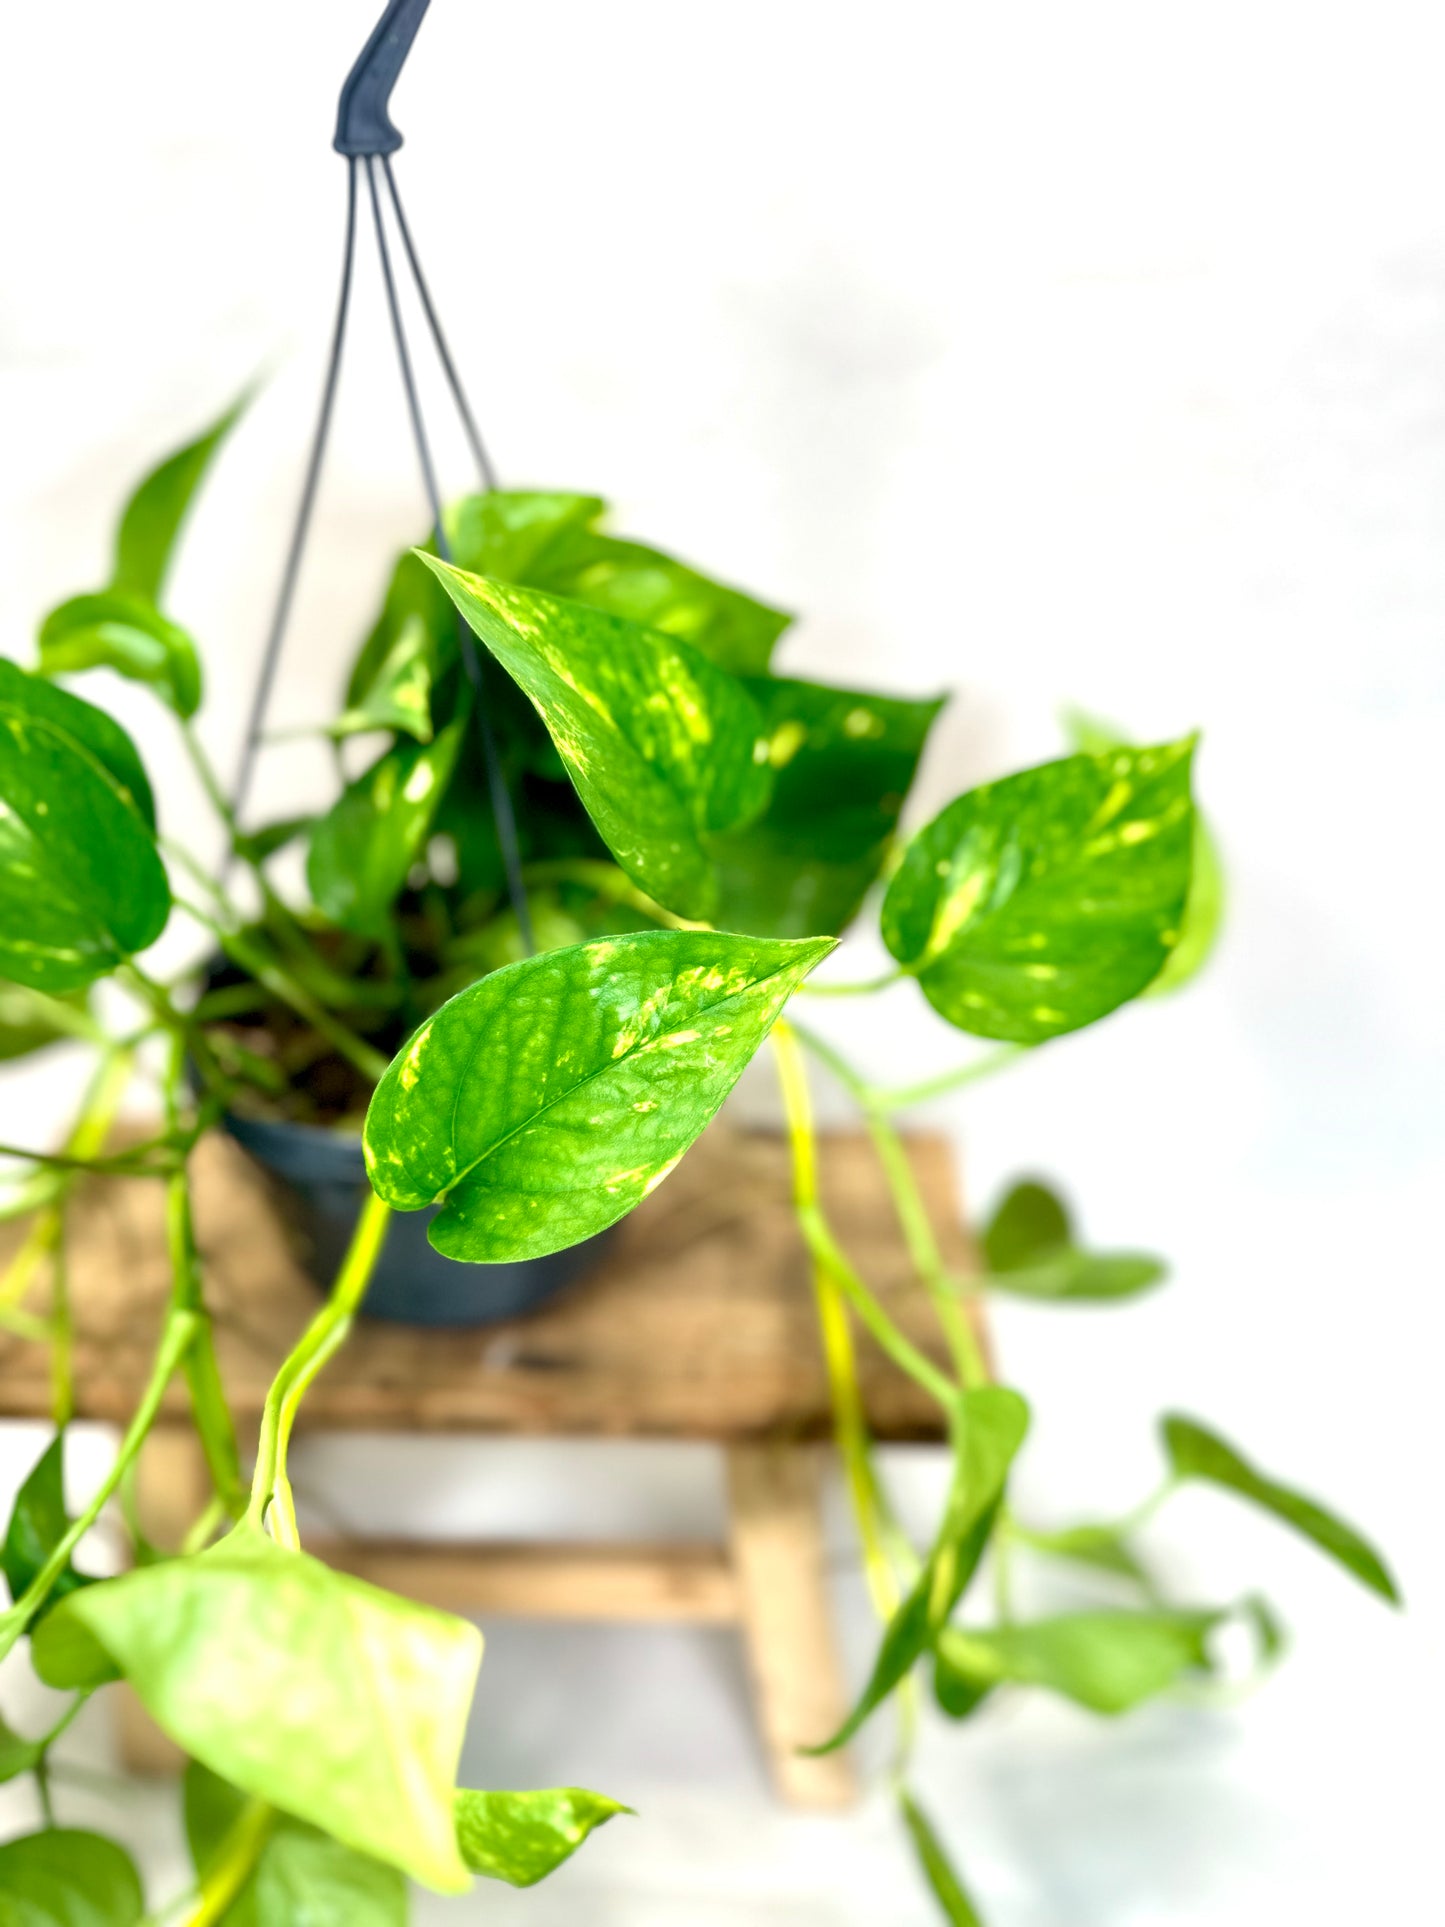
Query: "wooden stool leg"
725 1443 857 1809
115 1424 210 1776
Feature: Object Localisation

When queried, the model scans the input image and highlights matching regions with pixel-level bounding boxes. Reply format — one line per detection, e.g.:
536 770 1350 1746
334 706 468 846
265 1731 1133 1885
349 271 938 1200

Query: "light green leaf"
1064 709 1224 996
1162 1414 1399 1603
809 1387 1029 1752
935 1608 1220 1717
332 616 434 743
2 1431 98 1616
33 1524 480 1894
0 985 91 1063
454 1788 631 1888
364 929 832 1262
111 393 247 604
881 741 1196 1042
0 662 155 830
1016 1522 1149 1582
980 1179 1166 1302
38 594 202 719
306 721 464 936
0 1828 143 1926
184 1766 407 1927
419 562 771 920
0 1715 44 1785
0 691 168 993
898 1789 984 1927
710 676 945 938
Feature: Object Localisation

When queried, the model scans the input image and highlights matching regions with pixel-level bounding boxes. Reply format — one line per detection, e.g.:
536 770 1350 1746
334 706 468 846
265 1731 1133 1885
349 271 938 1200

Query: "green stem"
166 1171 243 1515
773 1026 956 1412
174 905 390 1087
788 1023 989 1389
247 1190 392 1541
0 1310 199 1660
49 1223 72 1428
797 966 907 998
877 1045 1029 1110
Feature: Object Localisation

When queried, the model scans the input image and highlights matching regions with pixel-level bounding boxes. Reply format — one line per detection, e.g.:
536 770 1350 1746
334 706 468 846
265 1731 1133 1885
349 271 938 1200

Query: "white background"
1 3 1441 1922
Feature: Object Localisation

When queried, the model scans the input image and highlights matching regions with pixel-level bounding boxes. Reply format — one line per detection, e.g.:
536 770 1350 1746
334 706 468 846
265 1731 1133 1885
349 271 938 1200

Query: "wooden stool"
0 1127 967 1807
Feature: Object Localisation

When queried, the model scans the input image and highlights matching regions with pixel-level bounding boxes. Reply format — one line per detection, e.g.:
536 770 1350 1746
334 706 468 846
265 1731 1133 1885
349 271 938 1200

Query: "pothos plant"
0 399 1397 1926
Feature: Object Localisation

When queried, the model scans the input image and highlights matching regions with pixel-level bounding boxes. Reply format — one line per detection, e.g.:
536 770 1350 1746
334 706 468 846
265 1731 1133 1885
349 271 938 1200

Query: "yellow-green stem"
248 1190 392 1538
185 1798 274 1927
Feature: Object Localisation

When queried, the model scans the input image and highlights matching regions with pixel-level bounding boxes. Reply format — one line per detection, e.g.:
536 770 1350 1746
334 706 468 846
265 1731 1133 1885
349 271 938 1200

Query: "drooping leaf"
33 1524 480 1894
1016 1522 1149 1582
1 1431 99 1615
0 1828 143 1926
364 929 832 1262
528 524 791 676
1161 1414 1399 1603
38 594 202 719
332 616 434 743
898 1789 984 1927
111 392 248 604
980 1179 1166 1303
419 562 771 920
0 661 155 829
0 692 170 991
0 1714 44 1784
935 1608 1220 1718
809 1387 1030 1752
1065 708 1224 996
710 676 945 938
454 1788 631 1888
185 1762 407 1927
235 816 315 864
306 721 465 937
881 741 1196 1042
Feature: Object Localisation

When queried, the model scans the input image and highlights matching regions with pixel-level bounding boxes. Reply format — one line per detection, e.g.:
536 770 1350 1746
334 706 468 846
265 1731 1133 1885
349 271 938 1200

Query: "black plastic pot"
219 1108 612 1327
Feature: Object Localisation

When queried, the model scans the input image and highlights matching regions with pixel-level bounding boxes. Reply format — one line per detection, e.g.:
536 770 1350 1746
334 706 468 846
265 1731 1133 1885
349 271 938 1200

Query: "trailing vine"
0 405 1397 1924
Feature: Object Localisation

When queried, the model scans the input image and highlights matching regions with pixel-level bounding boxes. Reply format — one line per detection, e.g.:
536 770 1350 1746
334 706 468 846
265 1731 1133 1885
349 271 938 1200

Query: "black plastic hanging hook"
334 0 432 157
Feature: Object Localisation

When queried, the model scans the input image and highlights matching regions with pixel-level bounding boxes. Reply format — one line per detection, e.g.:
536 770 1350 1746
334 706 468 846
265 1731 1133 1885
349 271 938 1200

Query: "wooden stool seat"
0 1125 965 1807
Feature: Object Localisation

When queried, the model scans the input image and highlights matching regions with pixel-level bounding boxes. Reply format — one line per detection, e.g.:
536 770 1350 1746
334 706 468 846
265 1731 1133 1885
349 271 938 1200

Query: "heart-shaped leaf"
0 661 155 830
1015 1521 1150 1582
1161 1414 1399 1603
307 721 464 937
898 1789 984 1927
1065 708 1225 996
810 1387 1029 1752
454 1788 631 1888
0 1828 143 1926
710 676 945 938
185 1763 406 1927
980 1179 1166 1302
110 393 247 605
38 594 202 719
935 1608 1221 1717
419 562 771 920
33 1524 481 1894
881 741 1196 1042
0 689 168 992
1 1430 99 1617
364 929 832 1262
